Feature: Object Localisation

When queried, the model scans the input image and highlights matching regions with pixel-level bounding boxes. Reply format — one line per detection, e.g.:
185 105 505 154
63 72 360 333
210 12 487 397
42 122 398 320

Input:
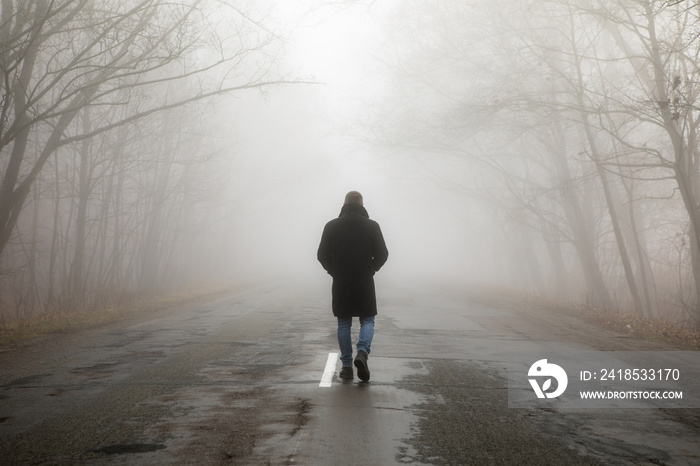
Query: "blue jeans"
337 316 375 367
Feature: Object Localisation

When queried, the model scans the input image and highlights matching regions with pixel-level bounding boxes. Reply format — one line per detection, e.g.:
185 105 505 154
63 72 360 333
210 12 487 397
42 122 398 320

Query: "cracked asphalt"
0 279 699 465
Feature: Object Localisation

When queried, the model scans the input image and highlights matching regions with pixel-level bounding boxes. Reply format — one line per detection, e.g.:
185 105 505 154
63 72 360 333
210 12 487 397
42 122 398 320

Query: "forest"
2 0 700 330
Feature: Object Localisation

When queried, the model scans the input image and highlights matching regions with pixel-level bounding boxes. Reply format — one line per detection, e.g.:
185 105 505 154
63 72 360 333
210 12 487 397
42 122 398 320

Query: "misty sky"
209 1 485 284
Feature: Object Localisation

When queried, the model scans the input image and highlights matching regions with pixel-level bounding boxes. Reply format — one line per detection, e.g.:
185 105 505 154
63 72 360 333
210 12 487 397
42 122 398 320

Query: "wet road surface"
1 279 699 465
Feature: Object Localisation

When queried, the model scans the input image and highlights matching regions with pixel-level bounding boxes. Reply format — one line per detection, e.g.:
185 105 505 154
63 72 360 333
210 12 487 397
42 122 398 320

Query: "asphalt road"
1 279 699 465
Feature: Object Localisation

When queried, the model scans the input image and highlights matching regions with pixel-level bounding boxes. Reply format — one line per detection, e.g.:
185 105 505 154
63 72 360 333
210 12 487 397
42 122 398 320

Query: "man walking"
317 191 389 381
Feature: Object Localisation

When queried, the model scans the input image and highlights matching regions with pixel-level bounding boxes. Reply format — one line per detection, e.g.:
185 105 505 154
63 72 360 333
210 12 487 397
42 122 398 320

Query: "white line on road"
319 352 339 387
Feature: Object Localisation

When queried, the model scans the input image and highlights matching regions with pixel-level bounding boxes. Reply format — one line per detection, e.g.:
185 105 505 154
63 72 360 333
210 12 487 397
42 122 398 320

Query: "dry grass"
0 284 244 346
573 308 700 350
474 285 700 350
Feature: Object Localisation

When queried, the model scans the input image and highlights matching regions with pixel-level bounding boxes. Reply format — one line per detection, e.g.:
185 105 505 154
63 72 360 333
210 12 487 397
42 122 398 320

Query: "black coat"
317 203 389 317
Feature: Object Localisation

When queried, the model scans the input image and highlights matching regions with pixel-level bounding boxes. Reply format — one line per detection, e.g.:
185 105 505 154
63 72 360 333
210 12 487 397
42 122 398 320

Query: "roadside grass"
496 287 700 350
0 284 244 347
572 308 700 350
467 284 700 350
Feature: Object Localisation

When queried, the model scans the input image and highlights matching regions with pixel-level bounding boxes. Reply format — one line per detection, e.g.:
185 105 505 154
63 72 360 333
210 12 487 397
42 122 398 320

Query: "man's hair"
344 191 363 205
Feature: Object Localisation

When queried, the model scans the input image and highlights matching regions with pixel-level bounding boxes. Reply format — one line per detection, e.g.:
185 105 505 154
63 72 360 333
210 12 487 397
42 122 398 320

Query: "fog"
210 1 494 284
2 0 700 328
190 1 489 286
215 82 484 285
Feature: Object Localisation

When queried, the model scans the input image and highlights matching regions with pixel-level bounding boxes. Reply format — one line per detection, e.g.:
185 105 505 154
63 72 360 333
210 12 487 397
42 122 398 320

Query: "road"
1 279 699 465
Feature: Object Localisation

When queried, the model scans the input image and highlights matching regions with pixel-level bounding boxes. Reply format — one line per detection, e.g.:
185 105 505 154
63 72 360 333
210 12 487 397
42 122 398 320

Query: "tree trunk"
68 109 93 305
139 120 175 290
627 194 656 318
0 1 46 258
542 212 569 300
570 34 645 314
546 119 613 309
46 154 61 307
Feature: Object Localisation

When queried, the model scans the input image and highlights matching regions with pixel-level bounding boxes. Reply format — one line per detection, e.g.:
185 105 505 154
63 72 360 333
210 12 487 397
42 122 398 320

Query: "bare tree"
369 0 619 307
0 0 299 261
0 0 308 316
572 0 700 323
365 0 700 324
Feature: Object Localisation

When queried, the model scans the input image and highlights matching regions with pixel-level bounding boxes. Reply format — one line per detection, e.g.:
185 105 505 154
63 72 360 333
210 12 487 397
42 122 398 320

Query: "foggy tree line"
375 0 700 327
0 0 288 318
6 0 700 331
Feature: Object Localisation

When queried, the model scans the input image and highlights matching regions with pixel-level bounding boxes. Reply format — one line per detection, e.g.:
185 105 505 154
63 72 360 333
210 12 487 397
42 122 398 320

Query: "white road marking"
319 352 339 387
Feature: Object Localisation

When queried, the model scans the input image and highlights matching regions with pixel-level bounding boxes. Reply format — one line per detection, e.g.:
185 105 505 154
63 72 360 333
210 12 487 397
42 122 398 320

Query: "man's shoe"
354 350 370 382
339 366 353 379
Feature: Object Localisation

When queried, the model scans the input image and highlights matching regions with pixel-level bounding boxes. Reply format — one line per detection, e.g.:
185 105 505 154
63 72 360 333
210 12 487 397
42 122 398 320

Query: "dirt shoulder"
0 284 253 348
449 284 700 351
